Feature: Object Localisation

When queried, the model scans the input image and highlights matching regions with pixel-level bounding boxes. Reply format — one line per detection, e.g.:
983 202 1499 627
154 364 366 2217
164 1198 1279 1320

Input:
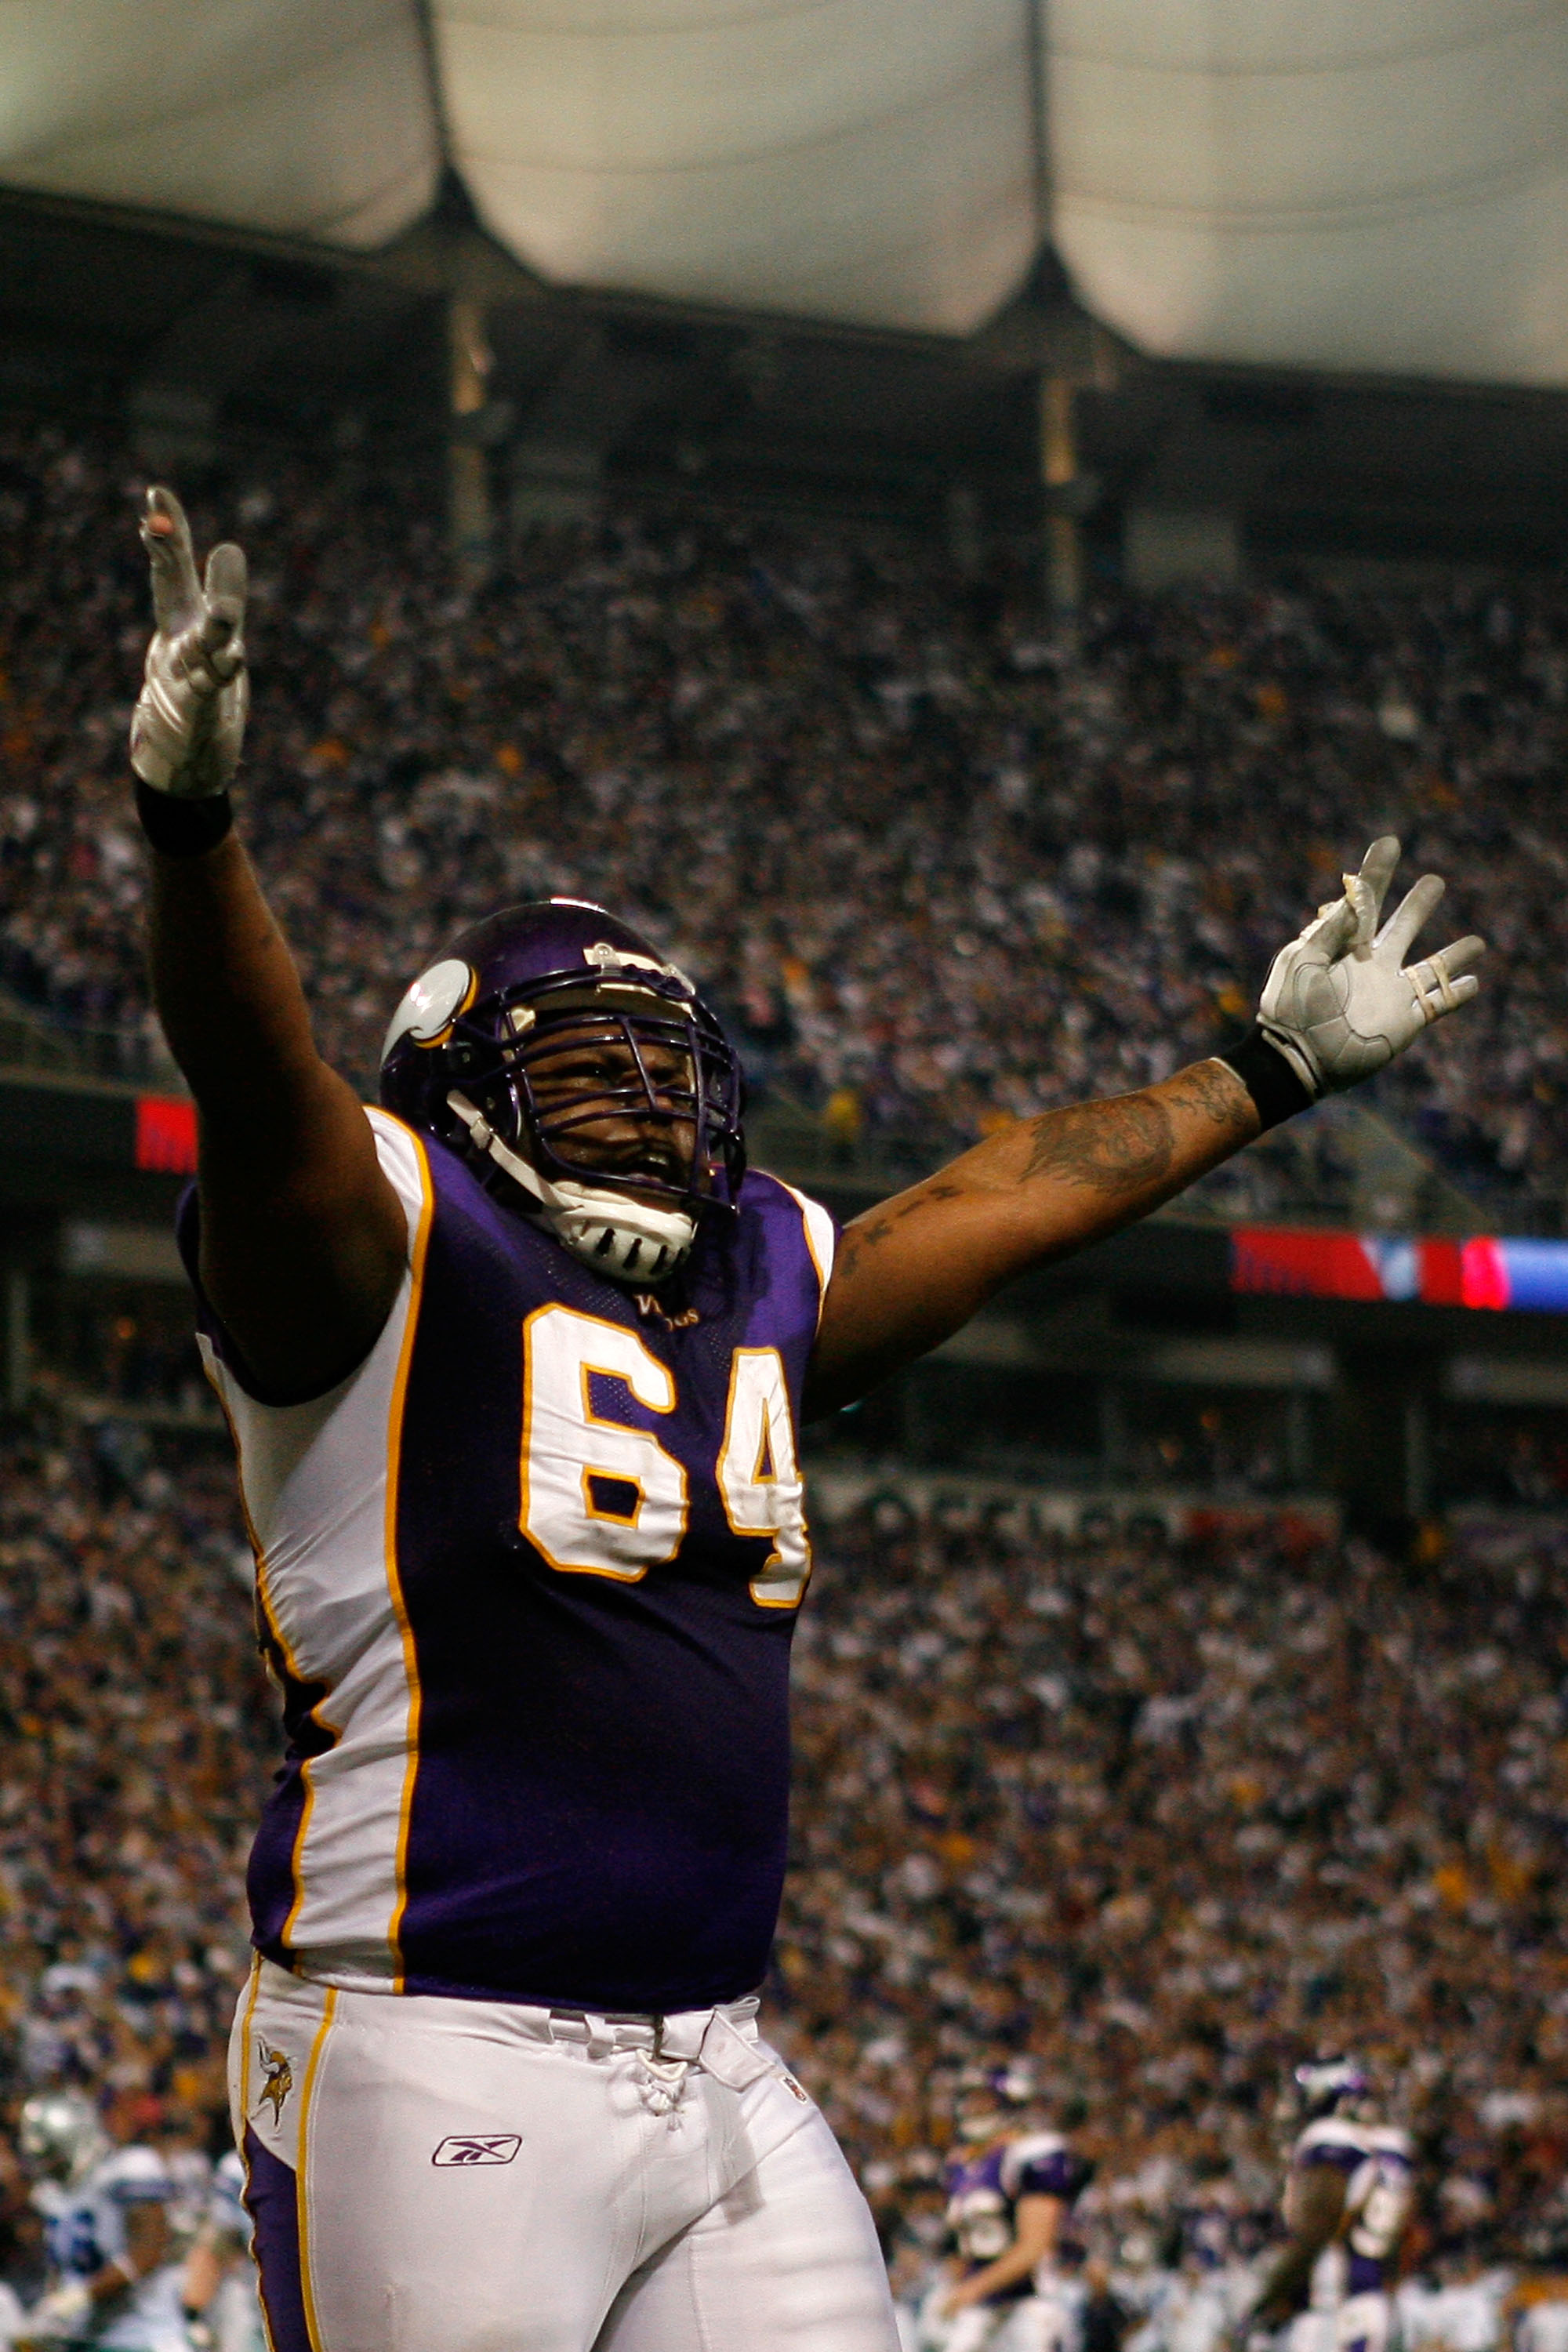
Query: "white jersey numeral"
520 1313 810 1605
717 1347 812 1608
521 1307 688 1580
1348 2158 1412 2259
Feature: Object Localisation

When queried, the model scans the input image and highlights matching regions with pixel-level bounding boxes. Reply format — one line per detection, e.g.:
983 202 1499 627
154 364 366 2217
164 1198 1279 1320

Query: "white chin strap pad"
445 1094 696 1283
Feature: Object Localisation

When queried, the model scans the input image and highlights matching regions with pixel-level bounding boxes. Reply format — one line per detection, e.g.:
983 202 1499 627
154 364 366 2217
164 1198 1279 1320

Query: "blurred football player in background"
918 2066 1091 2352
122 481 1479 2352
1237 2061 1414 2352
14 2092 186 2352
180 2151 264 2352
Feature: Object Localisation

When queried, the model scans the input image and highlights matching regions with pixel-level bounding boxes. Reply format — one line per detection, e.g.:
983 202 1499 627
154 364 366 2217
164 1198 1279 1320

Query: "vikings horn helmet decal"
380 900 746 1283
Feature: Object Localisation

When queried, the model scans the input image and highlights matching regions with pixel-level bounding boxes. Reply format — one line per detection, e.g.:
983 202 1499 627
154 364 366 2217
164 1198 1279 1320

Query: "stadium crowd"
775 1492 1568 2316
0 1409 265 2327
0 1412 1563 2336
0 412 1563 1216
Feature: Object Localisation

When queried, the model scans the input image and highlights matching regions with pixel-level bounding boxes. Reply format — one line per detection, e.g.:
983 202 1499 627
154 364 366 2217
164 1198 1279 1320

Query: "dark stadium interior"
3 172 1568 2346
13 182 1568 567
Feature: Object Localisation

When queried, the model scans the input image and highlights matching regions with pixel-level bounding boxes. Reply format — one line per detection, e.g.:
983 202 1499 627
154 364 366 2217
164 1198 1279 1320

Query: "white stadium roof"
5 1 1568 379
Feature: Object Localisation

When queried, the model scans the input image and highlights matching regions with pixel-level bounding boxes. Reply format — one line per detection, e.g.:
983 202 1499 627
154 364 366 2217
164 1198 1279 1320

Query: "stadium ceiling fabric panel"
428 0 1039 333
0 0 439 247
9 0 1568 376
1049 0 1568 385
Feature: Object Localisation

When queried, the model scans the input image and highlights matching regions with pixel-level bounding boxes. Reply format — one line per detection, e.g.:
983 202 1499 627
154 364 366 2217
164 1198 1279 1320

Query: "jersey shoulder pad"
1367 2128 1414 2162
1004 2132 1080 2200
742 1172 837 1289
365 1107 438 1243
98 2145 174 2203
1296 2118 1370 2168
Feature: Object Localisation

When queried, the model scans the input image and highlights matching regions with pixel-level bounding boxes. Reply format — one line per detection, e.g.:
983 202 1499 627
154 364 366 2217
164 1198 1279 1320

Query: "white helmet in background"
18 2089 109 2186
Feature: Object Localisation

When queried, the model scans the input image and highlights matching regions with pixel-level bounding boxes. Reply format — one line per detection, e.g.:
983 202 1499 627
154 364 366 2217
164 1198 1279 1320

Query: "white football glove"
17 2278 93 2345
1258 836 1484 1098
129 486 249 797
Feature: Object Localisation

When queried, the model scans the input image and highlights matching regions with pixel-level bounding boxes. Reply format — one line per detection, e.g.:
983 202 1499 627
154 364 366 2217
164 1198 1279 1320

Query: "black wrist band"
1215 1024 1316 1131
135 781 234 857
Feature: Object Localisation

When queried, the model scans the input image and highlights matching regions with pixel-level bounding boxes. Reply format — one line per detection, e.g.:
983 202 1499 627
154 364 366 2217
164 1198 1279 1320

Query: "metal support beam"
1040 373 1081 615
1023 0 1053 253
1332 1352 1436 1540
1286 1391 1312 1490
448 294 494 577
1098 1381 1127 1479
6 1269 29 1413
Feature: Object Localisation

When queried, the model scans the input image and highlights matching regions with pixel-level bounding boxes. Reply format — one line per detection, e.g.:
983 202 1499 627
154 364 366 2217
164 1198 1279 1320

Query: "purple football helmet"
1287 2057 1373 2127
380 899 746 1281
954 2060 1043 2140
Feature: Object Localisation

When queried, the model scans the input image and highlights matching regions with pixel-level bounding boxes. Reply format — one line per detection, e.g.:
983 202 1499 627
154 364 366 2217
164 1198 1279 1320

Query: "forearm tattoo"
834 1181 962 1282
1018 1062 1253 1197
832 1064 1254 1276
1018 1094 1178 1195
1165 1058 1255 1128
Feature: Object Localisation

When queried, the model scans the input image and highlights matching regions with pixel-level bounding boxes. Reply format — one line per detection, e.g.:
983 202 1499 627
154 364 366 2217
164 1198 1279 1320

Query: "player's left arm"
941 2194 1063 2314
73 2199 172 2313
808 1055 1258 1412
180 2232 223 2318
118 2199 172 2283
806 839 1483 1414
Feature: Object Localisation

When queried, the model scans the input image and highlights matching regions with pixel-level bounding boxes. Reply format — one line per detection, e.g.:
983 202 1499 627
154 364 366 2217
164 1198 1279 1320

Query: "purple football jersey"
1294 2121 1414 2295
182 1110 835 2013
942 2135 1083 2299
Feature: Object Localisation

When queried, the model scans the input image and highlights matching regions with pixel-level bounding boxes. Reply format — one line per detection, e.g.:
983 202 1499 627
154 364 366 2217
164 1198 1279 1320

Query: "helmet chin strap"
445 1092 696 1283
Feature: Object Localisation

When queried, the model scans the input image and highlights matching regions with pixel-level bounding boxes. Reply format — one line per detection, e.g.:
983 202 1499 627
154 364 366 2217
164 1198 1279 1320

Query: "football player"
919 2067 1091 2352
1237 2061 1414 2352
124 488 1482 2352
180 2151 265 2352
15 2092 187 2352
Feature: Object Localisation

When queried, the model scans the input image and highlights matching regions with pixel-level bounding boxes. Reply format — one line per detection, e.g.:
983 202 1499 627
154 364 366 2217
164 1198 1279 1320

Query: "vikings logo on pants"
256 2042 293 2125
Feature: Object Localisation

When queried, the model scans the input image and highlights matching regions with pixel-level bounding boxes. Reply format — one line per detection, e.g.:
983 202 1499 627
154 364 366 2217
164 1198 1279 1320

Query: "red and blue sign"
134 1094 198 1174
1231 1227 1568 1314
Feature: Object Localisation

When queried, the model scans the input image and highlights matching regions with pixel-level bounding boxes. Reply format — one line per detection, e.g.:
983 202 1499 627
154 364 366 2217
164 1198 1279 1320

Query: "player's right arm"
938 2192 1063 2315
16 2201 174 2350
1245 2164 1346 2331
133 490 407 1401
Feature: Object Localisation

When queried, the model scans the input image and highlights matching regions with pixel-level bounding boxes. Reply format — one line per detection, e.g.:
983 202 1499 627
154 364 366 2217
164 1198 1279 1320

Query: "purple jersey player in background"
1237 2062 1414 2352
122 487 1480 2352
919 2067 1091 2352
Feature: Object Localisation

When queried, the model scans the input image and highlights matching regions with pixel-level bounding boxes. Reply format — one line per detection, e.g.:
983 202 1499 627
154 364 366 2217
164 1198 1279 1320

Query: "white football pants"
1334 2296 1394 2352
230 1958 899 2352
1289 2296 1392 2352
915 2288 1069 2352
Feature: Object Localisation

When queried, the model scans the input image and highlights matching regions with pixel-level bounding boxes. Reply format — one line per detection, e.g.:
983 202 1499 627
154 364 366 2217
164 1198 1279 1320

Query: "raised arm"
807 838 1483 1414
132 489 406 1400
807 1056 1256 1412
